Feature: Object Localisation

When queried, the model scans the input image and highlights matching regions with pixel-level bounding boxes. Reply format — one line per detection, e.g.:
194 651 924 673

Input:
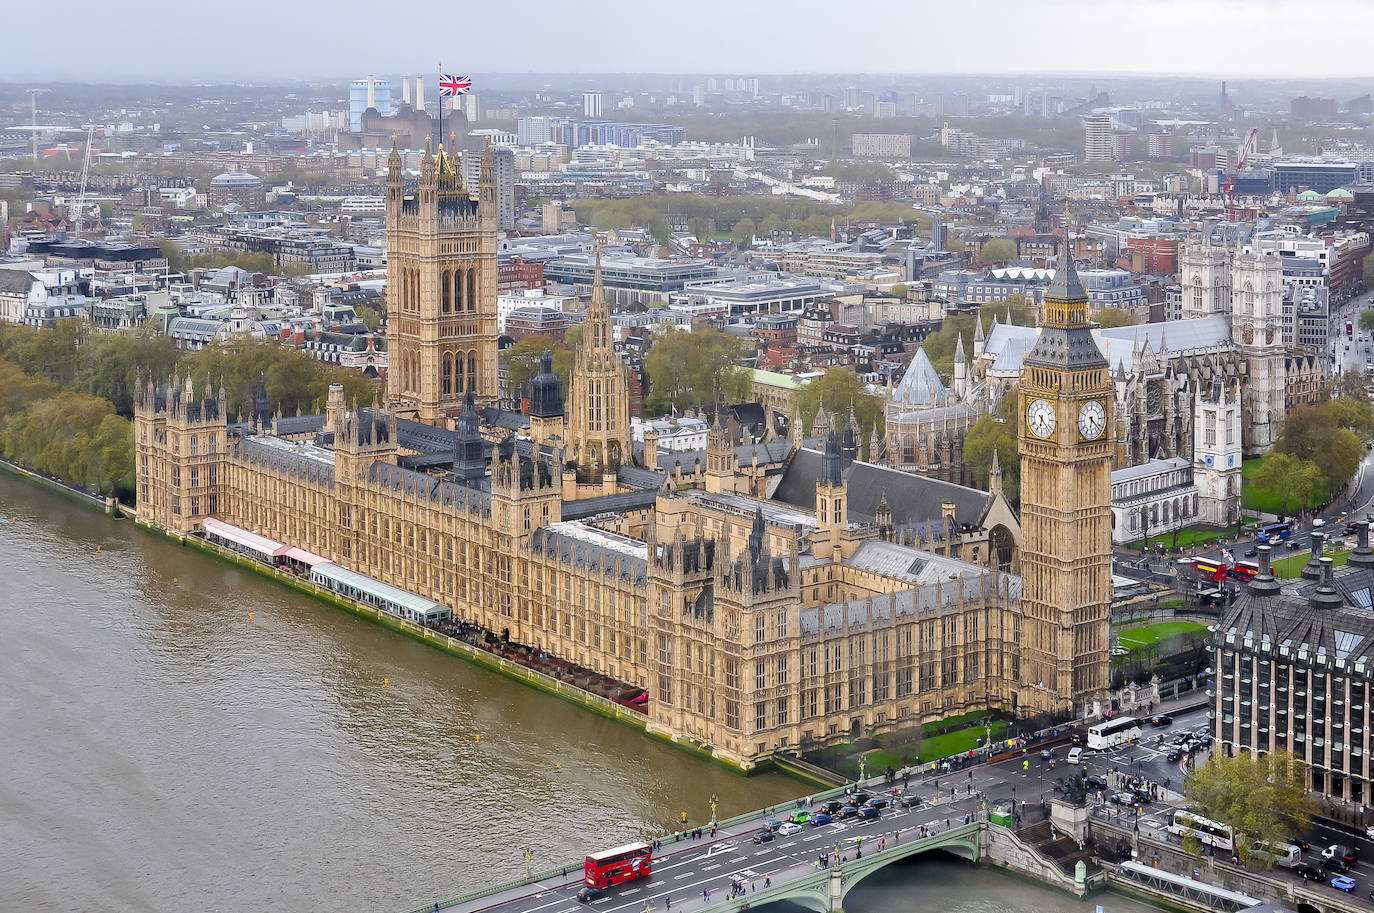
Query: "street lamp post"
858 753 867 785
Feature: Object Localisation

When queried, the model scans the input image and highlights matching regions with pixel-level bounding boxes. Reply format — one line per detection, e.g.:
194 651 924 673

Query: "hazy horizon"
6 0 1374 82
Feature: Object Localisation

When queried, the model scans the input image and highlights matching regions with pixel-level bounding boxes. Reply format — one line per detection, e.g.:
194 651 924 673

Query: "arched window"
441 270 451 313
453 270 463 312
442 352 453 395
466 269 476 311
467 351 477 393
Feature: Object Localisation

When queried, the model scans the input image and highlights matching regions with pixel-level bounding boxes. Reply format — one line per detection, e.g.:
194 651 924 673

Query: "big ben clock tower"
1017 243 1114 715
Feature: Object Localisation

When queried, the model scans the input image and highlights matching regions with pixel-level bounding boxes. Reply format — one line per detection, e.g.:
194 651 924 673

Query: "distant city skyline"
7 0 1374 81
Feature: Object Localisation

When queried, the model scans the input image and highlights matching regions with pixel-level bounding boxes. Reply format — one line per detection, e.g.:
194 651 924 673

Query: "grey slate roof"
772 449 994 530
561 488 661 520
890 346 948 407
0 269 35 294
1222 562 1374 665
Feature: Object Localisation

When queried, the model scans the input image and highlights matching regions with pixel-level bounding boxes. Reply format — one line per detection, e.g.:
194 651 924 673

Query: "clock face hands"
1078 401 1106 440
1027 399 1056 438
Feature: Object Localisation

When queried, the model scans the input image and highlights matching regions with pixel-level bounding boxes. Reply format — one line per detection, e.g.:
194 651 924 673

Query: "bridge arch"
838 834 980 905
1295 903 1322 913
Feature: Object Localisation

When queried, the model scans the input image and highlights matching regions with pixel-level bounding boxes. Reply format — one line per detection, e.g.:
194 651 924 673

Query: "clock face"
1027 399 1056 438
1078 400 1107 440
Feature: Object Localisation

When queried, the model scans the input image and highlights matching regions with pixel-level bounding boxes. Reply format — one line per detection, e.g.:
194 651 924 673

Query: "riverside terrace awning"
202 517 290 560
284 546 330 567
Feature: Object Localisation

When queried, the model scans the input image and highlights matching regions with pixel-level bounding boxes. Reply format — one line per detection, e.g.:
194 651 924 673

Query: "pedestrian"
703 888 709 901
765 878 771 888
666 898 671 910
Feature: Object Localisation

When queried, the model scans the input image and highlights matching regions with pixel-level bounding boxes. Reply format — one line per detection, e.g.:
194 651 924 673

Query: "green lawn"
1127 525 1237 551
1243 456 1329 515
857 720 1011 769
1116 620 1208 649
1272 547 1352 579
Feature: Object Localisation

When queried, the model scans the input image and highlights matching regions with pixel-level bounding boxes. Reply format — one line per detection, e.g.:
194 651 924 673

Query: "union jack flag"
438 74 472 97
1221 547 1235 565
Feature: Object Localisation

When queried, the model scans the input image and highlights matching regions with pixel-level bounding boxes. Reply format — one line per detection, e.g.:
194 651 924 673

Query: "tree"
964 413 1020 501
688 217 712 240
1186 750 1316 869
759 214 783 238
796 367 885 440
731 218 757 249
643 329 750 415
1251 450 1326 516
1360 309 1374 332
502 334 573 395
1331 368 1369 401
1094 307 1139 327
1323 395 1374 440
976 238 1016 264
889 283 909 299
1276 403 1364 492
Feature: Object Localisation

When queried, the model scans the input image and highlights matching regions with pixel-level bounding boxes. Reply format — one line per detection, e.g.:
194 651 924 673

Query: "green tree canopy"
1251 450 1327 517
1275 403 1364 492
731 218 758 249
1 391 133 496
976 238 1016 264
1360 308 1374 331
1094 307 1139 327
180 338 376 420
796 367 884 441
1323 395 1374 440
963 391 1020 501
1185 750 1316 868
1330 368 1369 401
502 334 573 395
643 329 750 415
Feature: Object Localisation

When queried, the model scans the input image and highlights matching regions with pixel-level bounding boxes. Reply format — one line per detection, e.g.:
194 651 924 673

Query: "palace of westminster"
135 143 1118 769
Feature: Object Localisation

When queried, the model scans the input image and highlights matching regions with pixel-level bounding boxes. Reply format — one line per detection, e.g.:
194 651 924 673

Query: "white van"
1067 747 1083 764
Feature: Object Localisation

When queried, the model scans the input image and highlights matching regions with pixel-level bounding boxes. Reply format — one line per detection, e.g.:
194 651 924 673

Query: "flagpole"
436 63 442 153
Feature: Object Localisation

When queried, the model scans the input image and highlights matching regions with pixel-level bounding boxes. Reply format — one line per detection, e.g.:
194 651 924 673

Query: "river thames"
0 473 1162 913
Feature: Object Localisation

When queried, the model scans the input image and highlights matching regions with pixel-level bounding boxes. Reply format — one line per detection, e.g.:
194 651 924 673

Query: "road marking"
702 864 722 871
674 874 692 880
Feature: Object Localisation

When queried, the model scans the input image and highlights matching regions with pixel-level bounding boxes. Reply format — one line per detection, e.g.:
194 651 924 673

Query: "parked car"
1295 863 1323 881
857 805 880 820
777 822 802 836
849 792 872 805
1331 875 1357 893
1173 733 1191 745
577 887 606 903
1167 748 1185 763
864 797 890 810
1085 774 1108 790
809 812 834 827
752 829 775 844
836 805 859 819
789 810 812 825
762 819 783 832
820 800 844 814
1110 791 1136 806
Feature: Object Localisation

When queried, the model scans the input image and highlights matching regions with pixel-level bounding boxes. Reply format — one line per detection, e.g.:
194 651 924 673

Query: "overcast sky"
8 0 1374 81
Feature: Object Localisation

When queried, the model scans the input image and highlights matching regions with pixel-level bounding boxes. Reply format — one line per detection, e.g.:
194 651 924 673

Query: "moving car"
1085 774 1108 790
1295 863 1322 881
864 797 891 809
820 800 844 814
577 887 606 903
1314 518 1328 528
836 805 859 819
1167 748 1185 763
898 794 924 808
1331 875 1357 893
777 822 802 836
1324 845 1359 864
752 829 775 845
857 805 880 820
809 812 834 827
1320 856 1350 875
790 810 812 825
1110 791 1136 806
1150 715 1173 727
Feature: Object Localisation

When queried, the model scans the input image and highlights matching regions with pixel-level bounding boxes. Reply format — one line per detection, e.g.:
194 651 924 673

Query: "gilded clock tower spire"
1016 238 1114 715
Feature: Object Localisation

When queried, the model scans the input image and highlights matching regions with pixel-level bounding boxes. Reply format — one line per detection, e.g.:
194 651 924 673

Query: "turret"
528 349 565 448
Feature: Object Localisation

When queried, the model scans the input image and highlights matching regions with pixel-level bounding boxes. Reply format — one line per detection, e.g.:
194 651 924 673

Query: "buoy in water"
382 677 390 687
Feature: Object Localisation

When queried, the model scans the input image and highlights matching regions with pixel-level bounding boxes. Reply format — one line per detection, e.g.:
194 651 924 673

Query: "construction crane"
72 124 96 240
1222 127 1260 221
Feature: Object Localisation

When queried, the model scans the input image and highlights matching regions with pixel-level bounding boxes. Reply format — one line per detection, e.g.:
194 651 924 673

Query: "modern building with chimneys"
1215 531 1374 801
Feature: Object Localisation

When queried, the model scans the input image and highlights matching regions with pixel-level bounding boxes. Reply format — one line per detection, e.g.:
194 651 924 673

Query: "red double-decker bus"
584 842 653 888
1192 558 1259 582
1192 558 1227 582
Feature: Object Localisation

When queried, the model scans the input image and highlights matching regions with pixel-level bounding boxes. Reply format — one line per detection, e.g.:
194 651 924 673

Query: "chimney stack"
415 75 425 112
1249 544 1282 597
401 75 411 106
1310 556 1342 610
1350 520 1374 569
1302 532 1327 580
